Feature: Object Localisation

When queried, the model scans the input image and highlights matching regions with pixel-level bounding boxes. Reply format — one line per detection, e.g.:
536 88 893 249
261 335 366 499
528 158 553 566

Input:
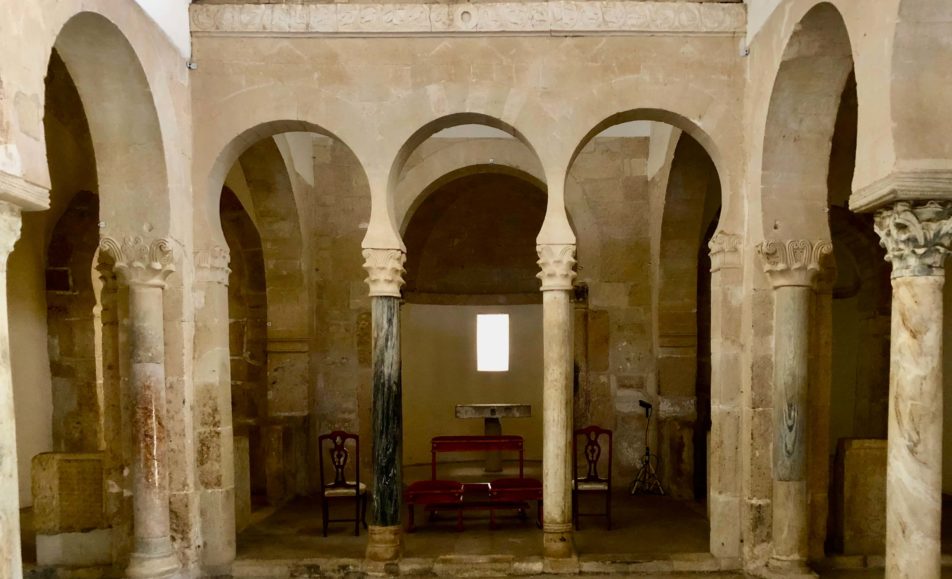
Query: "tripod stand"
628 400 664 496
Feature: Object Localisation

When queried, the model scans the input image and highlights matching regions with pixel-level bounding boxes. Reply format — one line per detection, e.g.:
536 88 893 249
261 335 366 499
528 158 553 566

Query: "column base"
126 537 180 579
764 556 817 578
365 525 402 562
542 524 575 559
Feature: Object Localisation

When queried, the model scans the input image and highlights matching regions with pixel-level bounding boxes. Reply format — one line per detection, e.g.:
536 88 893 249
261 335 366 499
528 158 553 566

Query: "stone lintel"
190 2 747 38
850 168 952 214
0 170 50 212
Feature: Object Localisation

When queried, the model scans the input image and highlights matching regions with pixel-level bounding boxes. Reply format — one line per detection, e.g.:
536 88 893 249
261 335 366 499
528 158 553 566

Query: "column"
757 238 832 575
873 201 952 579
194 246 236 574
362 248 406 562
537 243 576 561
0 203 22 579
99 236 179 579
708 231 742 560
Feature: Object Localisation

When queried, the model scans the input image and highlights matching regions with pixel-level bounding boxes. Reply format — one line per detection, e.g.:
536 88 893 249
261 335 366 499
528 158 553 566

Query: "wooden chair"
572 425 613 530
318 430 367 536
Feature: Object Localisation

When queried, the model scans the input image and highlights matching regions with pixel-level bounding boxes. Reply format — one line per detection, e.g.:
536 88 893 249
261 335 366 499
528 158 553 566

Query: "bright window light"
477 314 510 372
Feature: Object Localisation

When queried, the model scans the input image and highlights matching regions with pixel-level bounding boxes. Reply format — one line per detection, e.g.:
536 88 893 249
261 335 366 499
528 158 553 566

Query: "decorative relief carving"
190 2 746 37
195 246 231 285
708 230 741 272
536 244 577 291
874 200 952 278
757 239 833 288
0 201 22 269
99 236 176 287
363 248 406 298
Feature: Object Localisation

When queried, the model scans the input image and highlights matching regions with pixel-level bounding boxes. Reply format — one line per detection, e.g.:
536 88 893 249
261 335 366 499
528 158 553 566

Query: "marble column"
873 201 952 579
0 203 22 579
194 246 236 574
100 236 179 579
537 244 577 561
362 248 406 562
757 238 832 575
707 231 743 560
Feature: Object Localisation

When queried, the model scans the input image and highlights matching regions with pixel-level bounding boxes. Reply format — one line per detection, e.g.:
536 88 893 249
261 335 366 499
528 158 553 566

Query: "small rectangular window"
477 314 509 372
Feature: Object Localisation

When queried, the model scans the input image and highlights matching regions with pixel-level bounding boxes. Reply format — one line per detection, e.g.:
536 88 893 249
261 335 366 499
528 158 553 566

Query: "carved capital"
0 202 22 270
874 200 952 278
362 248 406 298
99 236 175 288
757 239 833 288
195 246 231 285
536 244 577 291
708 231 742 272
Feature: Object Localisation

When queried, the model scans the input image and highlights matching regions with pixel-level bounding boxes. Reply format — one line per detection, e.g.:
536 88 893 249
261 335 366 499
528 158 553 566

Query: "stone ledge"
190 1 746 37
0 170 50 211
850 168 952 213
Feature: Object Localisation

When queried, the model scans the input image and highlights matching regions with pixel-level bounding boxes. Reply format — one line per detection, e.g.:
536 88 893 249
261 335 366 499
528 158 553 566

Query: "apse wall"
402 303 544 466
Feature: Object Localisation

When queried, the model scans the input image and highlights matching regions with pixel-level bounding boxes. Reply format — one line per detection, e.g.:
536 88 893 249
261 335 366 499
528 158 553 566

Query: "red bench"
404 435 542 531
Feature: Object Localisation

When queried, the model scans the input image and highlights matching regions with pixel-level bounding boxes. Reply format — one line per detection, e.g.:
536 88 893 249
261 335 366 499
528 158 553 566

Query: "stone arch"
760 2 854 240
387 113 548 249
201 120 368 247
52 11 171 236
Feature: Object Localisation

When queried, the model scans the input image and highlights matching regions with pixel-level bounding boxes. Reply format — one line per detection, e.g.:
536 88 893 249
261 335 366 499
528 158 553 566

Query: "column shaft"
367 295 403 561
708 231 742 560
194 253 236 574
770 285 811 569
808 286 833 562
542 289 573 558
127 283 179 578
885 276 943 579
0 204 22 579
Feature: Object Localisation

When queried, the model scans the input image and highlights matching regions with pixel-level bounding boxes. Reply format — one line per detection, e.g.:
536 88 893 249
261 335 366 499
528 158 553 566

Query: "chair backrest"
573 426 613 484
318 431 360 489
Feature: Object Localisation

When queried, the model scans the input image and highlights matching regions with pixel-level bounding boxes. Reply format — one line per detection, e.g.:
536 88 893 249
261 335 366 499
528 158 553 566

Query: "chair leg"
606 490 612 530
322 498 329 537
355 496 360 537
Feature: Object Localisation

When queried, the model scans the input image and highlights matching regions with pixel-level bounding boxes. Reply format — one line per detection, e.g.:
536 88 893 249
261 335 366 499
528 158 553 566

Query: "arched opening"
208 129 373 558
566 117 723 557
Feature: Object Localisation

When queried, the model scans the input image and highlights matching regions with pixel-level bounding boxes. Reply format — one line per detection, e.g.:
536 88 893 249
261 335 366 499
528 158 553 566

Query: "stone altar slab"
456 404 531 472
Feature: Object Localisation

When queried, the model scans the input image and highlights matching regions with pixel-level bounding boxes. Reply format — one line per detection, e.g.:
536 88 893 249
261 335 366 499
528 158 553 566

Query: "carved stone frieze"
708 230 741 272
99 236 176 288
536 244 577 291
190 1 746 37
874 200 952 278
757 239 833 289
195 246 231 285
363 248 406 298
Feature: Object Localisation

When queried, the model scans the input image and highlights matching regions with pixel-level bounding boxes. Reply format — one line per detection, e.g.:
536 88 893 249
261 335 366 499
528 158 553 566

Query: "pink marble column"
0 203 22 579
100 236 179 579
874 201 952 579
537 244 577 563
757 239 832 575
